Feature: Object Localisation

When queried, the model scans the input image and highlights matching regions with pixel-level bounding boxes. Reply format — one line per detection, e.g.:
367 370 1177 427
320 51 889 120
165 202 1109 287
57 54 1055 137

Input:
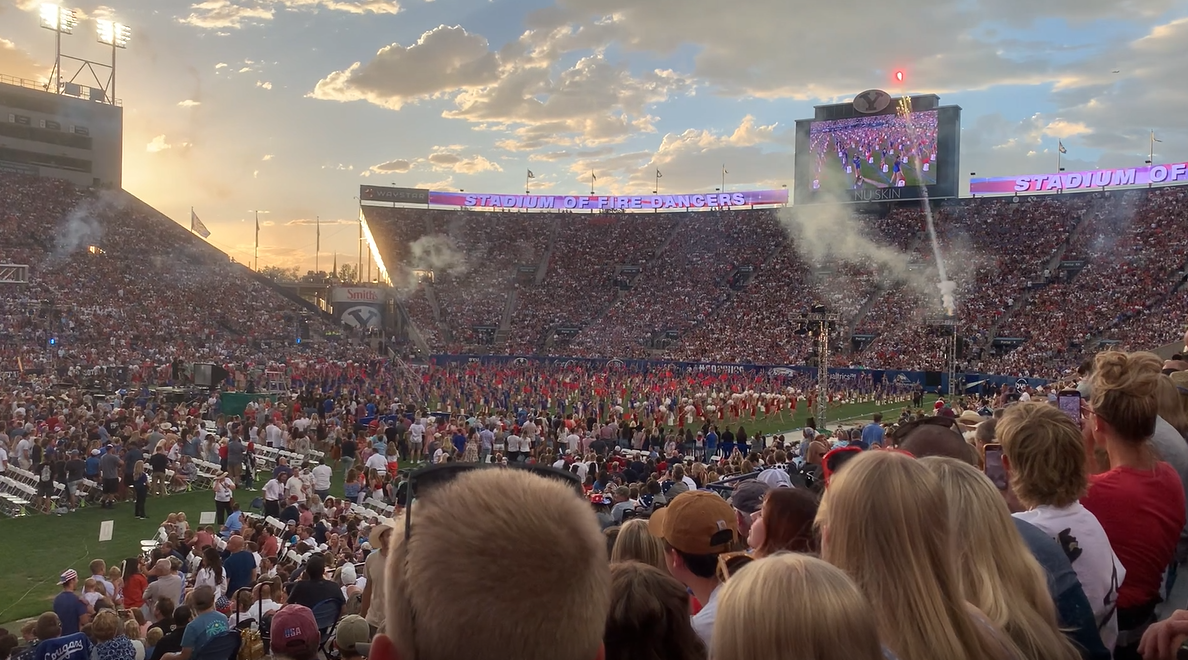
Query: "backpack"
41 465 52 482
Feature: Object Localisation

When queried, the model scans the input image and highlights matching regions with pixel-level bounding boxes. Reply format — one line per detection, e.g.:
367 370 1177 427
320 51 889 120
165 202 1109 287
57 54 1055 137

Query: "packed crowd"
11 347 1188 660
0 174 368 380
363 186 1187 380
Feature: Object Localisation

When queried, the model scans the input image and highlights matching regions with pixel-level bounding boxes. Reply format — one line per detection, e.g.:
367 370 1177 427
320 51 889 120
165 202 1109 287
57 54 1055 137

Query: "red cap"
270 604 320 657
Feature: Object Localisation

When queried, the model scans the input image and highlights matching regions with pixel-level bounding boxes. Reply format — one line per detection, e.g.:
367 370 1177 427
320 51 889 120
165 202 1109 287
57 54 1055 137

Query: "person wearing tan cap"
648 490 741 647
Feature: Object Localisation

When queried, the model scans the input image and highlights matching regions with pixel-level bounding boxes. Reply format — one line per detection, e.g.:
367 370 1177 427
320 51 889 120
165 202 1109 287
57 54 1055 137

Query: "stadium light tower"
96 18 131 103
40 4 79 94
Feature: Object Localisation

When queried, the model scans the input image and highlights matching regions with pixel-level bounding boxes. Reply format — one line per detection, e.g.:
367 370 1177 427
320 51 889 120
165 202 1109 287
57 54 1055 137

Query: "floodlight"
40 4 78 33
894 70 904 82
97 19 131 48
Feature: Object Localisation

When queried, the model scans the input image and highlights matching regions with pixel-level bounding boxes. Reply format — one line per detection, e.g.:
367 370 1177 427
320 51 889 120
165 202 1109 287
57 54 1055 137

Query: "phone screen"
984 446 1008 490
1058 392 1082 426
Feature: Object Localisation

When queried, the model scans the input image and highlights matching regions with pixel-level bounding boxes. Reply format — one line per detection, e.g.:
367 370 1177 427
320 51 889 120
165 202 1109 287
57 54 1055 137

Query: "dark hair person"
604 561 706 660
747 488 819 558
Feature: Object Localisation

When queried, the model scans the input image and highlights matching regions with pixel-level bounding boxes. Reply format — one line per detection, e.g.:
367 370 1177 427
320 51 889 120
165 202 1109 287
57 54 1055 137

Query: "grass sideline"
0 394 933 624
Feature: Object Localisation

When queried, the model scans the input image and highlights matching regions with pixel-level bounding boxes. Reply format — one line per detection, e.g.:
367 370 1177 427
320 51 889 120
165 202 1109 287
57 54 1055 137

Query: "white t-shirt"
690 584 721 647
409 423 425 444
194 567 228 599
566 433 580 453
312 464 333 491
214 477 234 502
0 447 7 472
432 448 446 464
1014 503 1123 650
264 424 283 446
365 453 388 473
682 476 697 490
287 475 306 500
263 479 284 501
506 434 522 453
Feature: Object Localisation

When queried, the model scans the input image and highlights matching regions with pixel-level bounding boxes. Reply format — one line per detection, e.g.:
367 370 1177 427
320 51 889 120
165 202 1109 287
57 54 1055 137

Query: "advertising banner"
970 161 1188 195
330 287 384 329
359 185 430 205
427 189 789 210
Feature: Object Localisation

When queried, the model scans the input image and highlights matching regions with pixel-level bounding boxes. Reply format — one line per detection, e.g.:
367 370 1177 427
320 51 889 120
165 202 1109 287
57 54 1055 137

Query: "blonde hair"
123 619 141 640
145 627 164 647
997 403 1087 509
712 553 883 660
610 519 666 570
91 610 120 642
920 457 1081 660
133 460 145 479
817 451 1019 660
388 469 610 660
1089 351 1162 442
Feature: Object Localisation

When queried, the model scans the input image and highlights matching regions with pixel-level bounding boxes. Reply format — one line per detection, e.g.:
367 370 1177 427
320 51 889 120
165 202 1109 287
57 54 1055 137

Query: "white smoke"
409 234 467 277
53 194 118 257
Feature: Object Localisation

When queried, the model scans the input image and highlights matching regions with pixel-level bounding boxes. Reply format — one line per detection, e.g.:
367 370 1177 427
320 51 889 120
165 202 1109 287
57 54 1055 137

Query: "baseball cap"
270 604 321 657
728 480 770 515
59 569 78 585
648 490 739 555
334 615 371 655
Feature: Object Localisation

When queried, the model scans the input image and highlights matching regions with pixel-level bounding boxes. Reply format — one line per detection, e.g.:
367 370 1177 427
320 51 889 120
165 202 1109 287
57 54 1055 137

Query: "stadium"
3 5 1188 660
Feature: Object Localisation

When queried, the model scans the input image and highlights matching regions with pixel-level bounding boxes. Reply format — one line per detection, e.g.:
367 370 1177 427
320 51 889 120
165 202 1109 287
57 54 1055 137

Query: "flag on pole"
527 169 536 179
255 214 260 247
1058 141 1067 154
656 169 663 178
722 165 728 174
592 171 597 181
190 208 211 238
1152 131 1162 143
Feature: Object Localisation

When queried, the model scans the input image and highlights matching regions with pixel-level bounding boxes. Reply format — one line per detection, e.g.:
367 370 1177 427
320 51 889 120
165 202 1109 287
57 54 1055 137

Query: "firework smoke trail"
897 96 956 316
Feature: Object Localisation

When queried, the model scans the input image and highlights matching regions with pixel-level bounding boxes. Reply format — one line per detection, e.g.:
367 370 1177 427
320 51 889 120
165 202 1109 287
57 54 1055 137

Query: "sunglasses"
716 550 754 582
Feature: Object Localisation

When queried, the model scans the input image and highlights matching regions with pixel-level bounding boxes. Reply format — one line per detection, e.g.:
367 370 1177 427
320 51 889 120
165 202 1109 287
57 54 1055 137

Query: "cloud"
256 81 273 89
426 150 502 174
180 0 398 29
529 147 616 162
146 135 173 153
414 176 455 190
215 63 228 69
177 99 202 107
262 154 274 161
563 115 793 194
366 159 413 175
286 218 356 226
179 0 274 29
0 38 44 81
310 24 690 148
310 25 500 110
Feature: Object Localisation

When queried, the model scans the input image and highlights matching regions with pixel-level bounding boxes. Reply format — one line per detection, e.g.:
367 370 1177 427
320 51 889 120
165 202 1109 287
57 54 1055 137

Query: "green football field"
0 393 932 626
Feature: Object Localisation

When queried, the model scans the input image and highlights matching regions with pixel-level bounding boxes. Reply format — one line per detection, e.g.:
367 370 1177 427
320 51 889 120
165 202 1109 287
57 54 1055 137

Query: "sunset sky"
1 0 1185 271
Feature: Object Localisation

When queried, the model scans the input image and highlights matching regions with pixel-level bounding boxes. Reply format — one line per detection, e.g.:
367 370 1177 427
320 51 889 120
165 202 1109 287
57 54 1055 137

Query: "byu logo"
342 305 380 328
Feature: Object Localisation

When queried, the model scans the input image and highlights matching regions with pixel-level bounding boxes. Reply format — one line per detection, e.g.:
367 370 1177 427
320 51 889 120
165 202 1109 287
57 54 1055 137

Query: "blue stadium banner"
359 185 429 205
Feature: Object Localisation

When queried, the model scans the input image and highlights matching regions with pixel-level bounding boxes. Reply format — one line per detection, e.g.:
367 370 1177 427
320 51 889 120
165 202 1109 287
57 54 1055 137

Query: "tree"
260 265 300 282
337 263 358 282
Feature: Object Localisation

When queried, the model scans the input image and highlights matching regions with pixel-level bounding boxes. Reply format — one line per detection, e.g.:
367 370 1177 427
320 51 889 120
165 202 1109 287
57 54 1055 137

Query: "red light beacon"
894 70 905 83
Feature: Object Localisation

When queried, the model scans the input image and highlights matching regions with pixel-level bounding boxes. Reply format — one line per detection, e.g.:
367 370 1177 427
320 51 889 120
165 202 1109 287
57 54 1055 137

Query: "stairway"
535 223 557 285
495 289 517 345
423 282 453 344
394 300 431 355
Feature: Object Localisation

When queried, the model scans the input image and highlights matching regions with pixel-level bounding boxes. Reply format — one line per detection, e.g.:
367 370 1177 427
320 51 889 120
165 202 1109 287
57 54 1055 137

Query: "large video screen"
808 111 938 191
794 103 961 204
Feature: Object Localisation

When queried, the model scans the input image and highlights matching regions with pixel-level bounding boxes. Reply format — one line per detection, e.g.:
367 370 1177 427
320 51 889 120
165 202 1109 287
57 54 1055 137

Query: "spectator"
162 586 227 660
817 451 1023 660
922 457 1083 660
332 615 371 660
53 570 91 636
120 558 148 614
370 468 609 660
747 487 819 558
91 611 135 660
712 553 884 660
359 518 394 634
1081 352 1187 659
143 562 182 620
647 490 741 647
727 480 769 541
221 536 257 595
147 606 190 660
604 562 705 660
609 519 666 570
269 605 320 660
285 555 345 610
193 548 227 600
